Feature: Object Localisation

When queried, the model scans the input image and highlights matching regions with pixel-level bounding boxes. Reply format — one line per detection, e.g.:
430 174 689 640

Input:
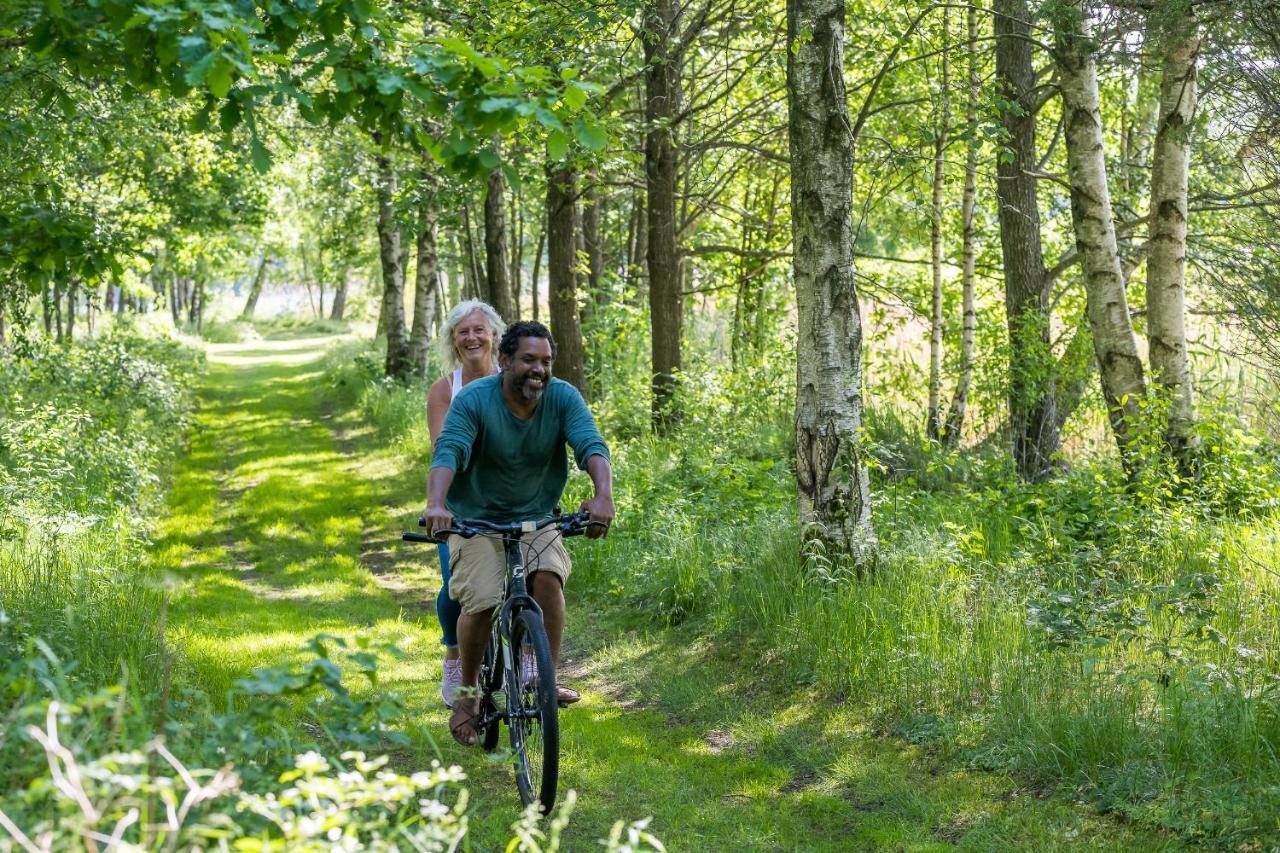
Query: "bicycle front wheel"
507 608 559 813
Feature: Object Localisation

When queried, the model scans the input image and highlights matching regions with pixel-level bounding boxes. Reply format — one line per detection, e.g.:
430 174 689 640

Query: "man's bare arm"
423 467 456 535
580 454 615 539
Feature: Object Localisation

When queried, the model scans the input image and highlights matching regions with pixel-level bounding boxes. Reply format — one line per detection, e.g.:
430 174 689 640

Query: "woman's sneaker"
521 649 538 688
442 659 462 708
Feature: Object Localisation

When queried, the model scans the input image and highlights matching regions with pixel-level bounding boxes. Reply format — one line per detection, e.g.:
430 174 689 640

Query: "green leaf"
375 73 402 95
334 66 352 92
478 149 499 170
562 84 586 111
207 59 233 98
184 51 216 87
573 118 607 152
547 129 569 162
250 136 273 173
479 96 518 113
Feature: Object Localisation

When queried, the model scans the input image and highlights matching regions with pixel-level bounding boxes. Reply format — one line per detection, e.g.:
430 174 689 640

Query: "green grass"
141 333 1190 850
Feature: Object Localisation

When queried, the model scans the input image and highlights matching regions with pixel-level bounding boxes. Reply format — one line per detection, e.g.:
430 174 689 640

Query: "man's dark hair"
499 320 557 360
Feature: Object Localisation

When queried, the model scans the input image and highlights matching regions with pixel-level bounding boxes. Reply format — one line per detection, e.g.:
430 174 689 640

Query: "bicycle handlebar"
401 512 604 545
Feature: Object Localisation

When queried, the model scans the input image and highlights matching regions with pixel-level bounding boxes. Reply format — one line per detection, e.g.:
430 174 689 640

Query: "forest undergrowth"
325 326 1280 848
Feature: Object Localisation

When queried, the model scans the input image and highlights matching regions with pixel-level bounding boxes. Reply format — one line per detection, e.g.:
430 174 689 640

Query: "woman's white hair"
438 299 505 371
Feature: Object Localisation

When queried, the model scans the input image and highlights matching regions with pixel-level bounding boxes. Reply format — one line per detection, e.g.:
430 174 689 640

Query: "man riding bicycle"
423 320 614 747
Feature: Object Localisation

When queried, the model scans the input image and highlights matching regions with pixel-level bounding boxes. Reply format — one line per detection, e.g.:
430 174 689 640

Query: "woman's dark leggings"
436 543 461 649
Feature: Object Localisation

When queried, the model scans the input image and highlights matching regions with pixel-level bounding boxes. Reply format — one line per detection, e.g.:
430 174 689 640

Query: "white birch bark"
1055 3 1146 455
927 6 951 441
787 0 874 563
1146 2 1199 460
943 2 980 450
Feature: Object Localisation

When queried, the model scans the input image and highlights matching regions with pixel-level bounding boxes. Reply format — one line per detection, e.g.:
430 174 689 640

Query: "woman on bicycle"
427 299 504 708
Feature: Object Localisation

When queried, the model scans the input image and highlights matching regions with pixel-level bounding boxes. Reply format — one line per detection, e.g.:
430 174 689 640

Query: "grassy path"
151 336 1184 851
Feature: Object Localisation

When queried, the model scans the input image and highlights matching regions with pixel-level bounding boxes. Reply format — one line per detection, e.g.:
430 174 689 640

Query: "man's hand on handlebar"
578 494 615 539
422 503 454 539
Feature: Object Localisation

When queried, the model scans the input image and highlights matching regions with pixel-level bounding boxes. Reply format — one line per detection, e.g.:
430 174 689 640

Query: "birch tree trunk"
644 0 683 431
376 154 411 379
484 165 515 321
943 2 980 450
1146 2 1199 462
1056 3 1147 455
995 0 1060 479
787 0 875 564
546 163 588 395
926 6 951 441
408 203 442 378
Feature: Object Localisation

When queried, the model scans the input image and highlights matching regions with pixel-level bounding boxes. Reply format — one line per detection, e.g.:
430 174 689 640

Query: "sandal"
449 701 481 747
557 686 581 706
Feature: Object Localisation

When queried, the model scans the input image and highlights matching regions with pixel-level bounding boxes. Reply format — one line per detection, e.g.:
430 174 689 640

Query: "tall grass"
0 326 200 795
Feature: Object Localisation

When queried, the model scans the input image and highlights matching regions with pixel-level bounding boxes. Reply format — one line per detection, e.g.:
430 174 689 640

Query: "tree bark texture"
408 203 442 378
1146 2 1199 460
462 200 485 302
330 272 349 321
927 6 951 441
583 176 605 309
943 2 980 450
376 154 411 378
241 255 269 320
1056 4 1147 455
787 0 875 563
644 0 683 430
65 278 78 340
484 166 515 321
995 0 1060 479
546 163 588 395
530 212 546 323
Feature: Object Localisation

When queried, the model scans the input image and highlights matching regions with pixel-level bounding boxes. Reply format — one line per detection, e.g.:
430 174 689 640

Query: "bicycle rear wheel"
507 608 559 813
479 630 503 751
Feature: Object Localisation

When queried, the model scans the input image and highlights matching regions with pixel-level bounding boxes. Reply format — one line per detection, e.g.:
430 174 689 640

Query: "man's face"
504 336 554 402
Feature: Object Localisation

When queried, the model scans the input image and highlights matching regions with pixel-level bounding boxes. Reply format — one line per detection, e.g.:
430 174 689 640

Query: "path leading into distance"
149 334 1182 851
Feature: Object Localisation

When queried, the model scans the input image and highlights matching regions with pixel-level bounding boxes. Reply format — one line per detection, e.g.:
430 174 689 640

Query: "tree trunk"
241 255 269 320
926 6 951 440
546 163 587 395
530 211 546 323
462 199 486 303
168 276 180 327
484 165 515 321
583 175 605 306
330 270 349 320
787 0 875 564
1146 2 1199 462
377 154 411 378
1056 3 1146 456
64 278 78 341
408 202 442 378
995 0 1060 480
510 183 524 314
189 279 205 331
644 0 683 431
943 3 981 450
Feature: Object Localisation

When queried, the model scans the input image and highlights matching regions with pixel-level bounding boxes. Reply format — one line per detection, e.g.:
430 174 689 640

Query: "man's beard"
515 372 546 401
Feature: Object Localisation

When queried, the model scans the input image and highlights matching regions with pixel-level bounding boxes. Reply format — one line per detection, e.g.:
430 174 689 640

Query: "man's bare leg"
530 572 579 703
450 607 493 745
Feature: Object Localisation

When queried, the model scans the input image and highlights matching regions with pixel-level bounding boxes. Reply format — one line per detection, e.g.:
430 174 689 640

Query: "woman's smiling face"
453 310 494 368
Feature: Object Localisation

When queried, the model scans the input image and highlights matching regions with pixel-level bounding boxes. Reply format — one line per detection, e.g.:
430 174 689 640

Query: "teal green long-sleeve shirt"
429 375 610 522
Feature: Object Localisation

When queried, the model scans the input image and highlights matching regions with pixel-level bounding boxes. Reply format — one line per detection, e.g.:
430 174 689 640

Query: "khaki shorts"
447 527 571 615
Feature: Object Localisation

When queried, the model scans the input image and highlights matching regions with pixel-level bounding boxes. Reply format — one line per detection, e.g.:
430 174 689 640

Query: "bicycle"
403 511 597 813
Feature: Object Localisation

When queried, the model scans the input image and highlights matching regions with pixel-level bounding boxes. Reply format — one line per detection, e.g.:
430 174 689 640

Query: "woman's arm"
427 377 451 445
